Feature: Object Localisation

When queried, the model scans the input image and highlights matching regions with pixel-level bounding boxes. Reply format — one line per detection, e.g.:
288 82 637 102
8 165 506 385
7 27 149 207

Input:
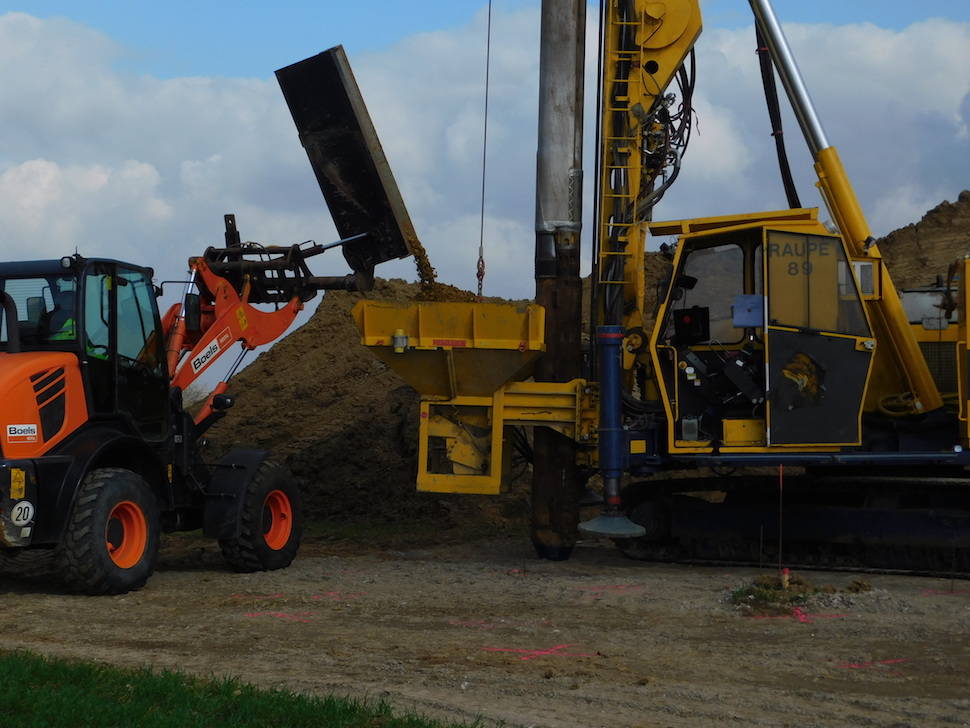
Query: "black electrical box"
673 306 710 345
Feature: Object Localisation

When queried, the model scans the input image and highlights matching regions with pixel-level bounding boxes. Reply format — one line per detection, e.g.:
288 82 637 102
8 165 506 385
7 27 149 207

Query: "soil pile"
208 278 525 523
877 190 970 288
209 279 429 520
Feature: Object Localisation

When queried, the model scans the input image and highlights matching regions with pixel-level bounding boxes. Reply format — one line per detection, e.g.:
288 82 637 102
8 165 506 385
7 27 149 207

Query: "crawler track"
617 472 970 577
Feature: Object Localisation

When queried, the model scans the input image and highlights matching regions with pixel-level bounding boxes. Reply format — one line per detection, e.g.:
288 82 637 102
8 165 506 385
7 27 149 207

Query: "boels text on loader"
353 0 970 573
0 47 418 594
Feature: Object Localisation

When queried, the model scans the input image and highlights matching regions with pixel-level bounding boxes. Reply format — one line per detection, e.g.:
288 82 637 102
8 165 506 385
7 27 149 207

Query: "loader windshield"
0 275 78 350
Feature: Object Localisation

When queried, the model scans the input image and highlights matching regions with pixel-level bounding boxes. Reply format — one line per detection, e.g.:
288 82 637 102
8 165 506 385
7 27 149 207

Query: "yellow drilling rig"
348 0 968 573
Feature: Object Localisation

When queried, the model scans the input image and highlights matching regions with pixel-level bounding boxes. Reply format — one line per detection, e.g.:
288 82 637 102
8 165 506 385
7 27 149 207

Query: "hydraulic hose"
755 26 801 209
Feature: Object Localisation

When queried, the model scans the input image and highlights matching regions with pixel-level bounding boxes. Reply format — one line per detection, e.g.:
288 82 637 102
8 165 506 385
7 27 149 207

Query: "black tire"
219 461 302 573
55 468 160 595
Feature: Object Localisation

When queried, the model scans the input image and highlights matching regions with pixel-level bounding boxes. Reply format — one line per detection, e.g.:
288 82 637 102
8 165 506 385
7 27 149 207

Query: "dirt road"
2 536 968 727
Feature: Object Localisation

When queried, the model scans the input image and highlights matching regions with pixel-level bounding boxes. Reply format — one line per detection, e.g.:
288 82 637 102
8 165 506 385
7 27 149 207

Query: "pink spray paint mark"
920 588 970 597
244 611 314 624
481 643 595 661
835 658 909 676
751 608 847 624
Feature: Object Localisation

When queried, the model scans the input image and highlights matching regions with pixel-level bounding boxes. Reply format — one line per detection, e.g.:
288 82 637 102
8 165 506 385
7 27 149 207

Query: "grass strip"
0 650 469 728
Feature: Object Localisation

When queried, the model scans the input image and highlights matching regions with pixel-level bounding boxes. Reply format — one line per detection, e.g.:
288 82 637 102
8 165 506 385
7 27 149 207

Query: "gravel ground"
1 535 969 727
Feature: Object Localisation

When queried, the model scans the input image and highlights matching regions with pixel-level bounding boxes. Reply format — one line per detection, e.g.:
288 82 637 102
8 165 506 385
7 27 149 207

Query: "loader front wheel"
56 468 160 595
219 462 302 572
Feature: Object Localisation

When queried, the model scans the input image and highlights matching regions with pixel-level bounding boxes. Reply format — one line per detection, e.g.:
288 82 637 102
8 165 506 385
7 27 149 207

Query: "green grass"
0 650 471 728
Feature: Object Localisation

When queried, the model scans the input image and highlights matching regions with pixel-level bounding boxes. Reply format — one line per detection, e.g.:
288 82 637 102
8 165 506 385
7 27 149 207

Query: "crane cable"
476 0 493 300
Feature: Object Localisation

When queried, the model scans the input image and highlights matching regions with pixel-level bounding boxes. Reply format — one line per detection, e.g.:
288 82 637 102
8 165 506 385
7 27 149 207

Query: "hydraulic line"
755 26 801 210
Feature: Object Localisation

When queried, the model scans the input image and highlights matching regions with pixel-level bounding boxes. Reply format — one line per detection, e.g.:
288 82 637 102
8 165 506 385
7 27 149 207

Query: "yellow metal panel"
648 208 819 237
353 301 545 399
414 380 589 495
722 419 765 446
815 146 942 413
630 440 647 454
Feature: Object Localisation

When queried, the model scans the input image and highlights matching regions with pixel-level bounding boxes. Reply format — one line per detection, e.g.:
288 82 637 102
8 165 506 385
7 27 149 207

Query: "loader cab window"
116 267 167 440
83 269 115 414
0 276 77 349
82 265 168 439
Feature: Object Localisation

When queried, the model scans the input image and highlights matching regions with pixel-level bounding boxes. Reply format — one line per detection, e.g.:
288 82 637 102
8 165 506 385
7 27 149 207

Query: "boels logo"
6 424 38 443
191 341 221 373
190 328 234 374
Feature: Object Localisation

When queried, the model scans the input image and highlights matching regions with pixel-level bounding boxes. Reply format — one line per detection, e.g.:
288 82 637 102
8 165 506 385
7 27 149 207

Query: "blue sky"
11 0 970 78
1 3 967 304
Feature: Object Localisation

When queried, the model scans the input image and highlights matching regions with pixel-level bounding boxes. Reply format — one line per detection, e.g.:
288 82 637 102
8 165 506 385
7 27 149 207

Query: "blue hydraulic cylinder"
597 325 626 499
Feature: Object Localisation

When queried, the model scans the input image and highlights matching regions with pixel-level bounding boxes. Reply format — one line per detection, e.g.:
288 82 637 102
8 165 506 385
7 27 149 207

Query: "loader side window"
116 267 167 440
83 270 115 414
117 270 164 376
0 277 71 347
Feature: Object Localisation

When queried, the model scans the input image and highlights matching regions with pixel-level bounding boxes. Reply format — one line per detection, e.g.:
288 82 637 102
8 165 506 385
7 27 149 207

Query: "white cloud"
0 9 968 307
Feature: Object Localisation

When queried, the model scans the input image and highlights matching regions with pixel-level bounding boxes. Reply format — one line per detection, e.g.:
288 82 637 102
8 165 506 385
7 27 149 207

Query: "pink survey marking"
836 658 908 671
751 607 847 624
244 611 314 624
920 588 970 597
482 643 594 661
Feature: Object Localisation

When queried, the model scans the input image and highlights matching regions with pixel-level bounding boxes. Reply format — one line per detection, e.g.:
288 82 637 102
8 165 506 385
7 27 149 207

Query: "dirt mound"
209 279 429 520
878 190 970 288
208 278 527 523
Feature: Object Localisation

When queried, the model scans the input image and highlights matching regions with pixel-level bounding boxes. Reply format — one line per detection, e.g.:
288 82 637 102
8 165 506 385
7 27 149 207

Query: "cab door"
764 230 874 446
115 267 169 441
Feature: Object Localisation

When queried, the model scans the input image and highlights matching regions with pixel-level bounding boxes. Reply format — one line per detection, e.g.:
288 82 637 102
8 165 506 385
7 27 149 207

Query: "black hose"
1 291 21 353
755 26 801 210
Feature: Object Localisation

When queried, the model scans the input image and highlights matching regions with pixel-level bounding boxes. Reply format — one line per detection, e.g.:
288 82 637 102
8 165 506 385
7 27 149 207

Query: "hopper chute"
351 301 545 400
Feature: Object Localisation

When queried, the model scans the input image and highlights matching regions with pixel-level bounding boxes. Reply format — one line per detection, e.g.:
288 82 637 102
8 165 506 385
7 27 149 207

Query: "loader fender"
203 449 271 540
35 424 167 545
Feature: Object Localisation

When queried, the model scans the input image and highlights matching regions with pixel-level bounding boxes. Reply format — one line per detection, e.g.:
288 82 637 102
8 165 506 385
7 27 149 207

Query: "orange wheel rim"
105 501 148 569
262 490 293 550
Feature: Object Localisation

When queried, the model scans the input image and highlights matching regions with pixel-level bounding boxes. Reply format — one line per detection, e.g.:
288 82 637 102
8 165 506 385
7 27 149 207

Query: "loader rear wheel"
56 468 160 595
219 462 302 573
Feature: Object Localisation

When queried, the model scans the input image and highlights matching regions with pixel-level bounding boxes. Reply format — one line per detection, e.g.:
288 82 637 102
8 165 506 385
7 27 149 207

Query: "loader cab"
652 220 874 452
0 258 169 441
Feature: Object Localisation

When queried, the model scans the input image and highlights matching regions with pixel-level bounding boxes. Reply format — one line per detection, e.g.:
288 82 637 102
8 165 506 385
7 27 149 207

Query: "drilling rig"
352 0 970 574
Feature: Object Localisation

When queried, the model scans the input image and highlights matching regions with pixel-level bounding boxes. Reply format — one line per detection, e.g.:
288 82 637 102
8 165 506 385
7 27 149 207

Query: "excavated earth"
3 194 970 727
877 190 970 289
